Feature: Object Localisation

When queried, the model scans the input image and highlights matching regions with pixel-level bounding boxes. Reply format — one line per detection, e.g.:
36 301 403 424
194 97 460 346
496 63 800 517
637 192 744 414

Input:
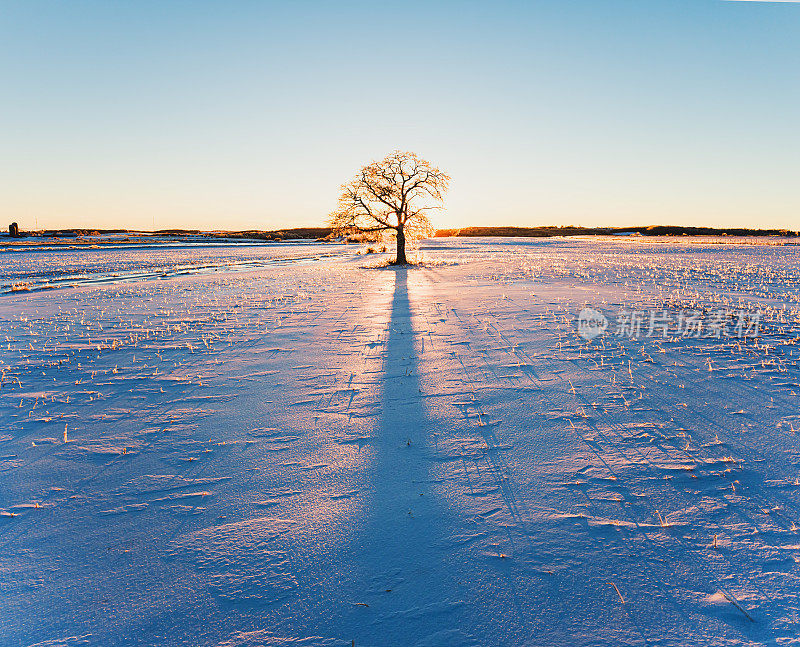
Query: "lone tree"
329 151 449 265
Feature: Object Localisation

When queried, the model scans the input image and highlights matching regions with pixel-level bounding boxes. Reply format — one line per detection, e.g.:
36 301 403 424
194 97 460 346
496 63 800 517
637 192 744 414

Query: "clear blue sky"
1 0 798 231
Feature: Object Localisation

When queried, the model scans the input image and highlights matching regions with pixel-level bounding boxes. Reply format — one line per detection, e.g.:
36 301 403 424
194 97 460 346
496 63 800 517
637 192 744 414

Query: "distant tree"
9 222 19 238
329 151 449 265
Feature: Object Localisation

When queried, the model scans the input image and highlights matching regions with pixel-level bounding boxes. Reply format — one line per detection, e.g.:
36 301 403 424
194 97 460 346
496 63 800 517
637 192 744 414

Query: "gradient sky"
2 0 798 231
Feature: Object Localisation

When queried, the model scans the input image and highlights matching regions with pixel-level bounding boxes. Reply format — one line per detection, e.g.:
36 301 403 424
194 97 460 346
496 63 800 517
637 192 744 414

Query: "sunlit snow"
2 236 800 646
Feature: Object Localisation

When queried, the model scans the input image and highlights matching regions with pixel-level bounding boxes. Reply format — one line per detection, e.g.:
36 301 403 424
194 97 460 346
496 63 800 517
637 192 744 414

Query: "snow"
2 236 800 646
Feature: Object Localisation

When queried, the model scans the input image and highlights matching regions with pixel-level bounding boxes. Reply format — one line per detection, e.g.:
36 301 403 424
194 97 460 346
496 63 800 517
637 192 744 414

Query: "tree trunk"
395 227 407 265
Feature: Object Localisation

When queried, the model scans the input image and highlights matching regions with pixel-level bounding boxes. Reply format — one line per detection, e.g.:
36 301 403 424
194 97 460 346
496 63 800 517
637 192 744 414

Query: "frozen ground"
1 237 800 646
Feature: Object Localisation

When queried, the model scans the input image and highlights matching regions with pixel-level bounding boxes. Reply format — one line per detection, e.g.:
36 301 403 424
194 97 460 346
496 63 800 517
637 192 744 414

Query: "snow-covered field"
2 237 800 647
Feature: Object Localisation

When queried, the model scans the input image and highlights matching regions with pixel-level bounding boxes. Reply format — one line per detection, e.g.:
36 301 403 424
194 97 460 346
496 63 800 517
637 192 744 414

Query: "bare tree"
329 151 449 265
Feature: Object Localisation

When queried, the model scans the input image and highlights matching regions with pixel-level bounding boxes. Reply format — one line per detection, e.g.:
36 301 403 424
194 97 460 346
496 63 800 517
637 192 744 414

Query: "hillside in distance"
5 224 798 245
434 225 799 238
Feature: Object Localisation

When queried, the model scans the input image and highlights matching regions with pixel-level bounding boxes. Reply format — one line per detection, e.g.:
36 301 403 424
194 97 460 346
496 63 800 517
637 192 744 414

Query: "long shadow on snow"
347 267 474 645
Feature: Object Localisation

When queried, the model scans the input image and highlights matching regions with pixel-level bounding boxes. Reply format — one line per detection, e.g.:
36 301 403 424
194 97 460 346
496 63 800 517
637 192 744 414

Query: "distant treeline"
13 225 799 242
20 228 333 241
434 225 799 238
154 228 332 241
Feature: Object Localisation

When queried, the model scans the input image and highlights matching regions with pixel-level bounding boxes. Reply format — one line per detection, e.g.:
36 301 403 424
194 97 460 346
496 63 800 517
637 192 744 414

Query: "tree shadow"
347 266 467 643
